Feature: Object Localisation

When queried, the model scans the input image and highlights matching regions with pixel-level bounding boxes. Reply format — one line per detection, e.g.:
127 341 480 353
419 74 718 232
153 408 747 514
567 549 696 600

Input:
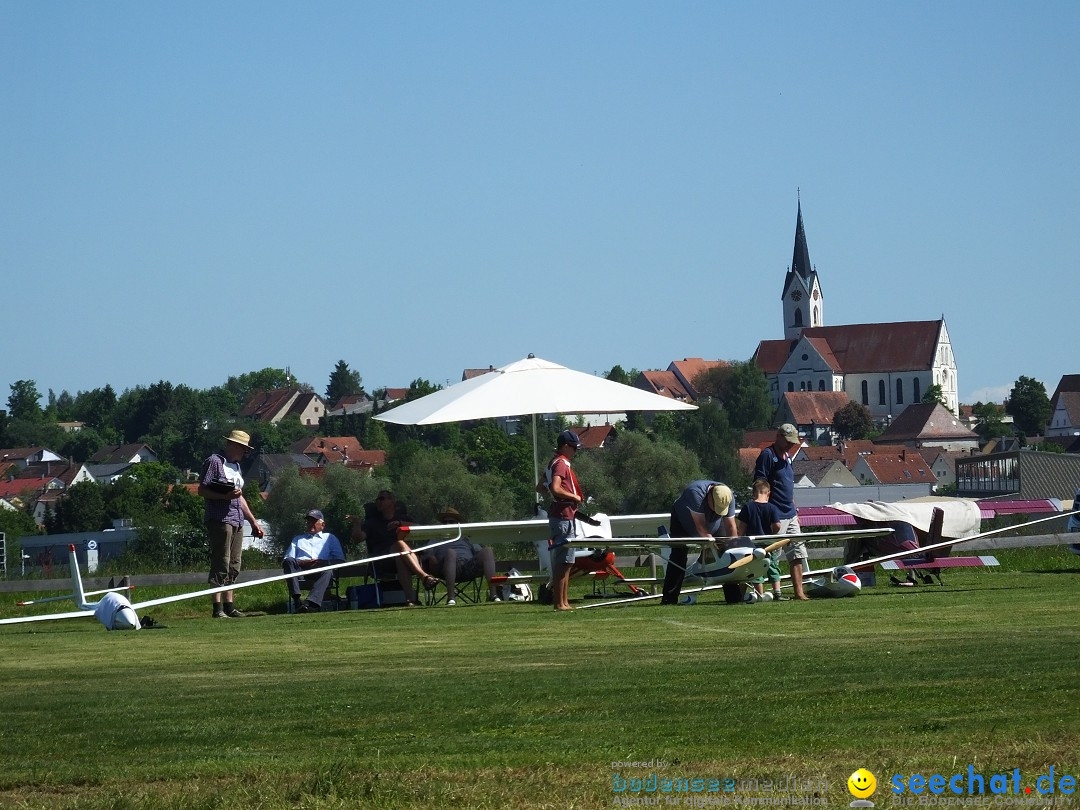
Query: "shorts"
779 516 807 562
548 518 577 567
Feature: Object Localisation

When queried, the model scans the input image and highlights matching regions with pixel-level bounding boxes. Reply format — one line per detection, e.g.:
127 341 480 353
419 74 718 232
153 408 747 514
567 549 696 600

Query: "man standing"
283 509 345 613
198 429 264 618
545 430 585 612
661 481 737 604
753 423 808 599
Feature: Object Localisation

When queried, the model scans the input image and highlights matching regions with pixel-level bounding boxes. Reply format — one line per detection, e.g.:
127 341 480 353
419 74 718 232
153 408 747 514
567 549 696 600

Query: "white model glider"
0 538 457 631
576 510 1074 609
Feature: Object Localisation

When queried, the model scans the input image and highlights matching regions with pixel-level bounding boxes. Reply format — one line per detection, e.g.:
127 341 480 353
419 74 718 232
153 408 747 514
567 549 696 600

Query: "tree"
225 368 294 406
1005 376 1051 436
7 380 43 422
605 365 632 385
921 384 950 412
53 480 108 533
325 360 364 405
694 362 773 432
833 401 874 440
971 401 1011 443
573 431 703 514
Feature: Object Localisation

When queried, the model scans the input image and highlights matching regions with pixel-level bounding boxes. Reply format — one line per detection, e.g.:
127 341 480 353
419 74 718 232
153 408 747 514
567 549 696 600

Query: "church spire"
781 194 824 340
791 198 812 280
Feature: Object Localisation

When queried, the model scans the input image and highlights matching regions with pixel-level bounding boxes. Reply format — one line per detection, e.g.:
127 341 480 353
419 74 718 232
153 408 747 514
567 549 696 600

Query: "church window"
913 378 921 401
878 380 886 405
861 381 868 405
812 306 819 325
896 379 904 404
794 309 803 327
787 382 794 392
818 380 825 391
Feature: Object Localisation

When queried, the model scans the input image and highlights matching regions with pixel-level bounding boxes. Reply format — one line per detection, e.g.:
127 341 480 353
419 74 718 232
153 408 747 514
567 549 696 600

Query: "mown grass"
0 547 1076 809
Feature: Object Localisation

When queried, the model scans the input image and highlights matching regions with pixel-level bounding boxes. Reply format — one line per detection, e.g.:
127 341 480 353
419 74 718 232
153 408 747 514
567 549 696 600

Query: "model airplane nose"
112 608 142 631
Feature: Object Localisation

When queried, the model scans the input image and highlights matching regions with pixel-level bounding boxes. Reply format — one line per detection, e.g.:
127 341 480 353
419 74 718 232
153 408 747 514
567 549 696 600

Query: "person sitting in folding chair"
348 490 437 606
419 507 500 605
283 509 345 613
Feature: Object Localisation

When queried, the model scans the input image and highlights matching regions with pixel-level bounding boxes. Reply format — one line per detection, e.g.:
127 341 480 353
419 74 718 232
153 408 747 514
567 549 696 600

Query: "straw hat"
223 429 253 449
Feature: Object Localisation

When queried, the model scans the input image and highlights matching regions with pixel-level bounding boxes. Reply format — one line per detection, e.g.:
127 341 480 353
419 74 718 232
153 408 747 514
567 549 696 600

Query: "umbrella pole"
532 413 541 510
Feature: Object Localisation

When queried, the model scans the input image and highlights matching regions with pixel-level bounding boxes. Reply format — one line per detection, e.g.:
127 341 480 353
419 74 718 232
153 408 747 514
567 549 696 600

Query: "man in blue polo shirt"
753 424 808 599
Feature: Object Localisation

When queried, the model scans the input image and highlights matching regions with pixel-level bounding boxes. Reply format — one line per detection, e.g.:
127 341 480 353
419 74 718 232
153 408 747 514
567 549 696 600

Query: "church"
753 202 959 422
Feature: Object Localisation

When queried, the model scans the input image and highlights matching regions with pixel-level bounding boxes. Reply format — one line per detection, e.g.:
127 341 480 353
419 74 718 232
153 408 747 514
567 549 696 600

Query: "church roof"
754 320 944 375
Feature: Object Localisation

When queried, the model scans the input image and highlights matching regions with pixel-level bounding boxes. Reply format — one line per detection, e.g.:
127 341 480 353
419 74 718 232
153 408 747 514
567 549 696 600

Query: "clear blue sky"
2 2 1076 406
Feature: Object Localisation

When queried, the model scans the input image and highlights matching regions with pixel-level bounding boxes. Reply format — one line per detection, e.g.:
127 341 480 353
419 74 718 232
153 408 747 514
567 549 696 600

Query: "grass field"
1 548 1077 810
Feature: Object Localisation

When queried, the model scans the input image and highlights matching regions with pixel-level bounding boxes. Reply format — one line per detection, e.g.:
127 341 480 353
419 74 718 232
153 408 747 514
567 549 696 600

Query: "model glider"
576 510 1074 609
0 538 457 631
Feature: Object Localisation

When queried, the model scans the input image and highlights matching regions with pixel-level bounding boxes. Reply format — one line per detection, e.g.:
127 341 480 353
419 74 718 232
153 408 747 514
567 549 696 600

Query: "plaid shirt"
201 453 244 527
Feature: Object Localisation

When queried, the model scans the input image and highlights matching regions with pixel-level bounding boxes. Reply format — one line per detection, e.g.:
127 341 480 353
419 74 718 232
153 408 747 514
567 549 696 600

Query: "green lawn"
0 548 1077 809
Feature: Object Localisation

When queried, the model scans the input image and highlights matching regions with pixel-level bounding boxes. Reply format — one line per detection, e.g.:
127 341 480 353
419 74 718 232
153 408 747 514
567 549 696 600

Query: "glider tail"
67 544 93 610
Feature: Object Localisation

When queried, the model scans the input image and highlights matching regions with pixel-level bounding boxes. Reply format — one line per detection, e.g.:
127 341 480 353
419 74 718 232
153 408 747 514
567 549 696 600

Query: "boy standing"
737 479 785 601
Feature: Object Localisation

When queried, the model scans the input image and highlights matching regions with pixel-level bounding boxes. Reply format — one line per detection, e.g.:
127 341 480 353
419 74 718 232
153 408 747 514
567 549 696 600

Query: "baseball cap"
709 484 733 515
778 423 800 444
557 430 583 449
305 509 325 521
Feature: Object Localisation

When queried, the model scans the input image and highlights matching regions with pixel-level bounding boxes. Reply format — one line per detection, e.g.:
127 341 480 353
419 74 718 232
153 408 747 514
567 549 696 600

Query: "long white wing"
801 510 1073 579
563 527 895 548
0 538 457 625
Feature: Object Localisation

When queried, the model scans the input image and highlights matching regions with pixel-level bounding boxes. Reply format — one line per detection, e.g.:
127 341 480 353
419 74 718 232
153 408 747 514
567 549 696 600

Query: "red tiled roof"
384 388 408 401
857 453 935 484
741 430 778 449
634 370 693 401
240 388 299 421
668 358 728 394
0 478 47 498
800 441 889 470
755 320 944 375
574 425 615 449
877 403 978 443
290 436 365 463
330 394 369 411
462 367 497 381
780 391 852 425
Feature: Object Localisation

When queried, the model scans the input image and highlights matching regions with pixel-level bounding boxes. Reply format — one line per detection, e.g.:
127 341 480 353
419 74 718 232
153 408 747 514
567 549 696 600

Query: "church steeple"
781 194 824 340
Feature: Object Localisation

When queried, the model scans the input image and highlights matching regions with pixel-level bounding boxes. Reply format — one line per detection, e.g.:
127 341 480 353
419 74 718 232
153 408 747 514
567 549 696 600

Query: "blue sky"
2 2 1076 407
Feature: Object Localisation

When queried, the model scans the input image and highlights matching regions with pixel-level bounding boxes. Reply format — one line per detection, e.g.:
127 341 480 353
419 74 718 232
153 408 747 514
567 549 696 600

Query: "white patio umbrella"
374 355 697 497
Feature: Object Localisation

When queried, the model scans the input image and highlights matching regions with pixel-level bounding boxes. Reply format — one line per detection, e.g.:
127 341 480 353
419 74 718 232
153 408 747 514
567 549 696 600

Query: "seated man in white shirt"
283 509 345 613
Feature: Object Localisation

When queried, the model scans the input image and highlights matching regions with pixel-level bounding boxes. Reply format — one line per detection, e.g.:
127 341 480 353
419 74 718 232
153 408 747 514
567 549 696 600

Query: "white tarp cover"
830 500 982 539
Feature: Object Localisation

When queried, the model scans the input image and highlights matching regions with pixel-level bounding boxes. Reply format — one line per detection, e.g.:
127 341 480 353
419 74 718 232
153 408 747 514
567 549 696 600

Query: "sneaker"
772 593 790 601
488 595 502 602
447 599 457 606
212 608 229 619
223 607 245 618
679 595 697 606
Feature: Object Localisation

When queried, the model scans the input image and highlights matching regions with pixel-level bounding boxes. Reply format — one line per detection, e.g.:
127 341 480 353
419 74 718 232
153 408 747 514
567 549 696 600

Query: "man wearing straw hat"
198 429 264 618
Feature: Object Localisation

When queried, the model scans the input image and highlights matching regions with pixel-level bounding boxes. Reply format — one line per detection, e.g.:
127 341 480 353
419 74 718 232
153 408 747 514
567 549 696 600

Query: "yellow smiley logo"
848 768 877 799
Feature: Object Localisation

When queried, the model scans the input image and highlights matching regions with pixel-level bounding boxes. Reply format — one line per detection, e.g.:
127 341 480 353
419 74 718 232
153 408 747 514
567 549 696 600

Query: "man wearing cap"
198 429 264 618
545 430 586 611
661 481 738 604
282 510 345 613
417 507 500 605
754 424 807 600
